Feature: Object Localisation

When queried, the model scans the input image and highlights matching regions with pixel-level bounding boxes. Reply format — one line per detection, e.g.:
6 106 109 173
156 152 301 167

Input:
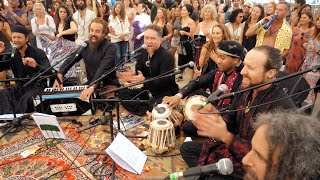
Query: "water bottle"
263 14 277 30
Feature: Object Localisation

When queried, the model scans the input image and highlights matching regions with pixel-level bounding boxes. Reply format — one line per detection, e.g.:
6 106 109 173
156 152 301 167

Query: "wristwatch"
175 93 183 99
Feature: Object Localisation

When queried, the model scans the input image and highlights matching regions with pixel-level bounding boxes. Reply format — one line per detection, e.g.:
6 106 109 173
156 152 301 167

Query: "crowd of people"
0 0 319 179
0 0 319 101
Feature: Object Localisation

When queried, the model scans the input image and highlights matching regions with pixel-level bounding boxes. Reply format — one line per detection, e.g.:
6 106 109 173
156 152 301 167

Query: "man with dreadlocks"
242 111 320 179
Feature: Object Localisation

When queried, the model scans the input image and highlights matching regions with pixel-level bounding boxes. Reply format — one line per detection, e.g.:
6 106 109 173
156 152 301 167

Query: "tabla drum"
184 95 207 121
147 119 175 154
152 103 182 127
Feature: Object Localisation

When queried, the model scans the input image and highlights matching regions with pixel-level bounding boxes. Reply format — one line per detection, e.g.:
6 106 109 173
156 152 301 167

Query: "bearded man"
184 45 296 179
53 18 119 100
72 0 96 45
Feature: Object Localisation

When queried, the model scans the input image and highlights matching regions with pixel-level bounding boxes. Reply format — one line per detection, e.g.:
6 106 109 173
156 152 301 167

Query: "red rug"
0 128 129 179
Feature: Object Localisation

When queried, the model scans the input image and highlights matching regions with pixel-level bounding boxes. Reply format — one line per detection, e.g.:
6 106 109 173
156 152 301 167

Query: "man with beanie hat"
179 45 296 179
163 40 244 137
0 25 52 114
0 25 51 82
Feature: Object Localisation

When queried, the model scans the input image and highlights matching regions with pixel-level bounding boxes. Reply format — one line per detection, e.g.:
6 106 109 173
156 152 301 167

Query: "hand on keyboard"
80 88 94 100
53 79 63 89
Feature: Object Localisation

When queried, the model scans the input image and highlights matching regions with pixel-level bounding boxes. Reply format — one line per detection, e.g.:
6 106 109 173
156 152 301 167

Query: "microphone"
188 36 202 44
174 61 194 71
75 42 88 57
168 158 233 179
146 90 156 107
198 84 228 110
263 14 277 30
11 44 17 58
130 44 147 55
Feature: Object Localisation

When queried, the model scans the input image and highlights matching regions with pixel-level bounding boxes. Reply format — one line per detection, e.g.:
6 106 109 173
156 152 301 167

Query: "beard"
76 3 86 10
240 76 252 90
243 166 259 180
88 35 103 53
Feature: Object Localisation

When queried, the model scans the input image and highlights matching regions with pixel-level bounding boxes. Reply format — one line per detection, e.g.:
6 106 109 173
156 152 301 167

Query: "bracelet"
256 20 262 27
175 93 183 99
13 14 17 17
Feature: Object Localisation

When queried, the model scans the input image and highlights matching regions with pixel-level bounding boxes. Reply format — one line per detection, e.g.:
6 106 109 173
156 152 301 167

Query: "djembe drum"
183 95 207 121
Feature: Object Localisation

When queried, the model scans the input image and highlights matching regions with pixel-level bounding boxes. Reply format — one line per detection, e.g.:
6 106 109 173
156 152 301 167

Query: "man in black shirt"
53 18 119 100
118 24 179 115
0 25 52 113
0 25 51 84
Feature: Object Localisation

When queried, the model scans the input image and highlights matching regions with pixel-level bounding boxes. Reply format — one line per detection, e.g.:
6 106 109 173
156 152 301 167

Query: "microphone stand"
0 50 77 139
76 54 143 180
83 65 182 179
79 53 142 132
211 65 320 103
100 70 183 96
0 77 35 140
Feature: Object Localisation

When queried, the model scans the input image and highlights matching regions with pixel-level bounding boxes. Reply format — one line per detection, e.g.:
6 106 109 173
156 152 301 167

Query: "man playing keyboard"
53 18 119 100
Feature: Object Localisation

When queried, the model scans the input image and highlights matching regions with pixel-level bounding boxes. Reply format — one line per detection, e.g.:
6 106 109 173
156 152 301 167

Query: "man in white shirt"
73 0 96 45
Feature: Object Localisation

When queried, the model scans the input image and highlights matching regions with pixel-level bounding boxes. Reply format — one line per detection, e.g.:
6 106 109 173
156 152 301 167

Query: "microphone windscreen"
217 158 233 175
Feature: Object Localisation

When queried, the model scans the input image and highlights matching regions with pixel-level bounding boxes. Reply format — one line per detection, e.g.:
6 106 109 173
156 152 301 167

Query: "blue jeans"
114 41 128 65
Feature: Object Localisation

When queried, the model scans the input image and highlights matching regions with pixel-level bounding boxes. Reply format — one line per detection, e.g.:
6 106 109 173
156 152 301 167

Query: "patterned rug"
0 128 126 179
0 112 188 180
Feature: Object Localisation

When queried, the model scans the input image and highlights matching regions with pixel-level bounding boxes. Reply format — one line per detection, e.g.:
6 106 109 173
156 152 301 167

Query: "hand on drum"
191 104 232 144
162 96 180 108
117 70 135 82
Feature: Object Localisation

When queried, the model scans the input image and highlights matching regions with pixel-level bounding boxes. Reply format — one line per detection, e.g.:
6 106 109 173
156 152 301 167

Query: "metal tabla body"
152 103 182 127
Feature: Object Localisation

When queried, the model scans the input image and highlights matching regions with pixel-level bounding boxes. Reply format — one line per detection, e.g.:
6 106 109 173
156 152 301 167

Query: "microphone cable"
58 107 109 179
198 85 320 115
0 120 85 168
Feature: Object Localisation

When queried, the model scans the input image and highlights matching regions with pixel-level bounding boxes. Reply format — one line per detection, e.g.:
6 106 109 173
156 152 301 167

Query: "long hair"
33 3 46 17
297 4 311 18
52 0 62 13
228 8 243 23
171 5 181 25
153 8 168 24
122 0 133 8
266 1 276 16
313 15 320 41
54 4 73 27
246 4 264 24
65 0 76 13
254 111 320 179
201 4 217 21
204 24 231 62
73 0 86 10
298 11 314 28
111 1 126 20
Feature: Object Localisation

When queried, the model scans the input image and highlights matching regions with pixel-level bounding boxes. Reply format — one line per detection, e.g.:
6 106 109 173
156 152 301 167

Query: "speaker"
277 71 310 107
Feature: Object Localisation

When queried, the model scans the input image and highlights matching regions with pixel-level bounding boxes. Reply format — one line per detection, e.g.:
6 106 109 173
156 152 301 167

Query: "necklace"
77 11 86 36
146 55 150 67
